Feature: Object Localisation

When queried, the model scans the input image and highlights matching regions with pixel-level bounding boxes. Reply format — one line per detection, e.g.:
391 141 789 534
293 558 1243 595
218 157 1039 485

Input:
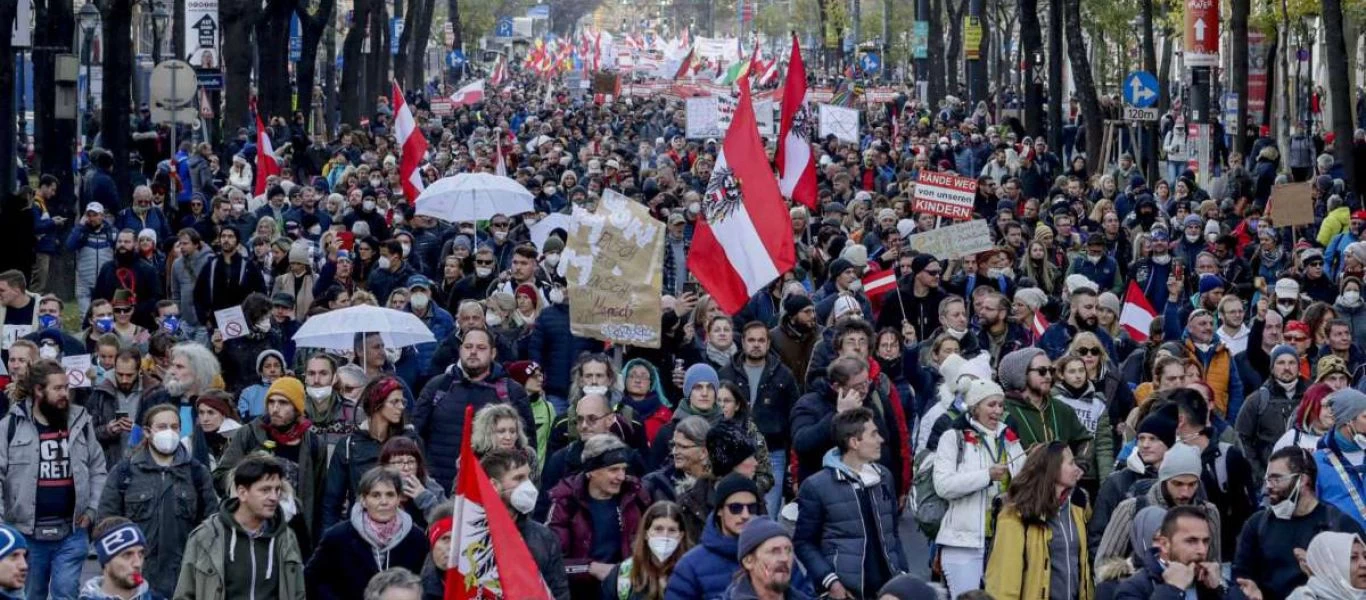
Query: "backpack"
913 426 965 538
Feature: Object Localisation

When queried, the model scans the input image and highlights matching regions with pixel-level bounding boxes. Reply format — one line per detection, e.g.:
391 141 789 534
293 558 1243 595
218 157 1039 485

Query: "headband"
96 524 146 567
365 378 405 416
428 517 453 549
581 447 632 473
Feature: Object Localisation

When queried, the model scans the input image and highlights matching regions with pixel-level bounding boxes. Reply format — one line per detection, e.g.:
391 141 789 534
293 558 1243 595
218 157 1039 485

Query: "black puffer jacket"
413 363 534 490
719 352 801 449
320 426 421 531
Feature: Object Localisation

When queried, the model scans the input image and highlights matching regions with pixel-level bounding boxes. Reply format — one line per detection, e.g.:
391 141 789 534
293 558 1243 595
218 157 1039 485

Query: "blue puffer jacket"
793 449 908 598
115 207 173 246
66 222 117 287
528 304 582 399
409 304 456 377
1316 433 1366 530
664 520 740 600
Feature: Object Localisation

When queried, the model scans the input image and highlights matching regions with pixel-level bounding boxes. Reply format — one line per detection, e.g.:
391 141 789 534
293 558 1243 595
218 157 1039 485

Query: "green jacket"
173 498 305 600
1003 391 1093 458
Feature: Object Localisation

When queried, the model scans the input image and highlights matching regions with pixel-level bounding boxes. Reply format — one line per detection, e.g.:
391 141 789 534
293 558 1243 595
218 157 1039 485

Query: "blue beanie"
1198 273 1226 295
683 363 720 400
0 525 24 562
1269 344 1299 366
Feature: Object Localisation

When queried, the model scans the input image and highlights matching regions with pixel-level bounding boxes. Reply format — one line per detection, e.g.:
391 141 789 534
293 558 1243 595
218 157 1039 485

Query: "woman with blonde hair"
1067 330 1133 448
1021 240 1063 296
386 287 410 311
471 403 540 482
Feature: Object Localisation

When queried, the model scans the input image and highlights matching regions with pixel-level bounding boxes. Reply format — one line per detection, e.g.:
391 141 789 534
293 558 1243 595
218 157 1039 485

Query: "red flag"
446 406 552 600
687 77 796 315
392 81 428 203
775 33 817 209
672 47 695 80
252 104 280 197
1120 280 1158 342
862 265 897 299
1031 309 1050 340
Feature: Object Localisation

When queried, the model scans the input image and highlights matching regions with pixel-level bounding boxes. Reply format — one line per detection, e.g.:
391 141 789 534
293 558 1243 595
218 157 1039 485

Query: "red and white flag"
446 406 552 600
687 77 796 315
450 79 486 107
775 33 817 209
1120 280 1158 342
392 81 428 203
1031 309 1050 340
862 266 897 299
253 104 280 197
489 57 507 88
494 133 507 176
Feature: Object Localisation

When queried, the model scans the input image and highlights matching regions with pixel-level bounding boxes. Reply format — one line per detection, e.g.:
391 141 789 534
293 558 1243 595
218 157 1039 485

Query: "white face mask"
1185 232 1201 243
410 292 430 310
400 243 411 257
1277 302 1296 315
687 202 701 215
151 429 180 455
648 535 681 562
1344 291 1362 307
384 347 401 364
544 253 560 268
1269 475 1301 519
509 480 538 515
377 256 392 271
847 278 863 292
946 326 967 340
362 200 377 212
39 345 58 360
308 224 322 236
582 385 609 396
524 217 539 227
548 287 565 304
1151 253 1171 265
493 230 508 242
306 385 332 400
475 266 493 278
485 311 503 327
231 203 245 212
255 317 273 333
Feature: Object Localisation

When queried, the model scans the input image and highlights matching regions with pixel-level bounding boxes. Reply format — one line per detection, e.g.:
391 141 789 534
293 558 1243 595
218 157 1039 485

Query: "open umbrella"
291 305 436 351
413 172 535 223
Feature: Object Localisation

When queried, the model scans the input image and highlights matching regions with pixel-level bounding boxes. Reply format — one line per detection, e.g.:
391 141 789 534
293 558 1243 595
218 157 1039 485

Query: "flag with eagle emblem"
686 77 796 315
776 33 817 208
445 406 551 600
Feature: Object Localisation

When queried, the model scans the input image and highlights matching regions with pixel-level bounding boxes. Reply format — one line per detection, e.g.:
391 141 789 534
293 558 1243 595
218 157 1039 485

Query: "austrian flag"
392 81 428 203
1120 280 1158 341
862 266 897 299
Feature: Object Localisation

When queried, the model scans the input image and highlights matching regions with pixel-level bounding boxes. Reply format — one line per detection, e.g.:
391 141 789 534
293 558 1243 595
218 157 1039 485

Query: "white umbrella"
291 305 436 351
413 172 535 223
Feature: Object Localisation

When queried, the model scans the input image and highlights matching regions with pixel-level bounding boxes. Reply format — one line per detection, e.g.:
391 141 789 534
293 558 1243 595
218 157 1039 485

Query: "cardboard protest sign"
912 171 978 220
906 220 996 260
215 306 250 340
1267 181 1315 227
562 190 665 348
686 96 722 139
62 354 92 389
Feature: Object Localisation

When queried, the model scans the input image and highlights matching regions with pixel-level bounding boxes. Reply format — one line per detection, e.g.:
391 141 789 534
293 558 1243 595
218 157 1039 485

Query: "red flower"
962 429 978 445
1003 428 1019 443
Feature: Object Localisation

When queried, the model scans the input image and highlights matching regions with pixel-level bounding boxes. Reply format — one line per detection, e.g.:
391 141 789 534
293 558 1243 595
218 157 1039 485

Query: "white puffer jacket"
932 418 1026 549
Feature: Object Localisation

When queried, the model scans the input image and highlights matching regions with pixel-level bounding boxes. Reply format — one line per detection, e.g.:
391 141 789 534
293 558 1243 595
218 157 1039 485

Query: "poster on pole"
12 0 31 47
562 190 665 348
905 220 996 260
911 171 978 220
185 0 220 69
818 103 859 143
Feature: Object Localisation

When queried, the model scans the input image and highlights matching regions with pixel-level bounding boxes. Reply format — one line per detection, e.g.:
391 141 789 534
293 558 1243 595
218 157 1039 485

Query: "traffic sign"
446 50 466 69
1184 0 1219 66
860 52 881 74
1123 106 1160 121
1123 71 1159 108
495 17 513 38
150 60 198 124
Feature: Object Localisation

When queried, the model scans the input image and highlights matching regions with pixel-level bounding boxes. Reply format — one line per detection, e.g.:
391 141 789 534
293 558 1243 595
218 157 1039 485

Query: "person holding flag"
480 449 569 600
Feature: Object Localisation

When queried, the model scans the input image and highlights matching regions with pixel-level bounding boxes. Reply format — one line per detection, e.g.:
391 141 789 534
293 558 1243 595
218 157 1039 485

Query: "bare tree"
1062 0 1102 163
1324 0 1356 188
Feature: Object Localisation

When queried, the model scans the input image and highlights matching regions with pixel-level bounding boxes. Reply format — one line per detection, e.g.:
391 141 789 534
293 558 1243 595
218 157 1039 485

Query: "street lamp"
77 2 101 149
147 1 169 64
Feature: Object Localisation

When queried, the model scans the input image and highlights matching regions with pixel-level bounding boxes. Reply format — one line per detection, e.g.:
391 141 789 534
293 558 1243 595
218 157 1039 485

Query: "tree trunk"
1020 0 1043 136
1063 0 1101 165
945 0 965 95
172 0 184 59
406 0 434 89
392 0 407 88
927 0 946 102
220 0 257 136
33 0 74 213
446 0 461 83
257 0 294 121
295 0 335 123
0 0 16 199
365 1 388 113
1324 0 1356 188
1230 0 1249 155
970 6 988 105
323 16 337 136
339 0 372 126
99 0 133 203
1047 0 1062 149
1141 0 1158 182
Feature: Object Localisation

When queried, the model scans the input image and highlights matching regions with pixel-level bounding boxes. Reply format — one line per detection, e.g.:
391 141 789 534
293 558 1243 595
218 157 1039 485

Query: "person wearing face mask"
1231 447 1364 600
271 243 317 319
94 405 217 598
343 194 392 242
1313 389 1366 530
480 448 570 600
401 275 454 381
602 501 694 600
812 257 872 324
1240 345 1310 477
306 468 428 600
447 246 500 307
321 376 419 532
210 293 276 394
365 239 416 308
1128 225 1181 313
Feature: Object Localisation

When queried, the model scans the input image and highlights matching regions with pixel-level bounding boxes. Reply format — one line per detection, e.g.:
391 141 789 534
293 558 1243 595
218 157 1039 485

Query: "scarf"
363 511 403 548
1302 532 1366 600
1260 245 1284 266
262 417 313 445
623 392 664 420
704 342 735 368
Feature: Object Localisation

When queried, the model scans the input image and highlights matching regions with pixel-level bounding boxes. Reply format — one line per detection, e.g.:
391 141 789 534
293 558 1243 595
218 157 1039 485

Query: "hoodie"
174 497 305 600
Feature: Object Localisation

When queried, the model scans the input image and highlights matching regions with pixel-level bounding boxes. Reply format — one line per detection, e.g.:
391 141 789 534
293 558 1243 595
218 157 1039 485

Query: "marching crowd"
1 67 1366 600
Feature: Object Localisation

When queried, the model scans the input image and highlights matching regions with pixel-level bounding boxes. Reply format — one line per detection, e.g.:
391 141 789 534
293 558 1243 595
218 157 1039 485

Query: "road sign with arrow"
1123 71 1159 108
1184 0 1219 66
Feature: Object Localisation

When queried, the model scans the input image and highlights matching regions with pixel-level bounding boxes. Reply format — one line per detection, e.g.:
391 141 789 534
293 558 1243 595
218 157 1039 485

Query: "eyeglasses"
1265 472 1300 486
576 413 608 427
1028 366 1055 376
474 259 495 266
725 502 761 516
670 441 697 451
114 307 134 314
1074 347 1103 357
388 458 419 468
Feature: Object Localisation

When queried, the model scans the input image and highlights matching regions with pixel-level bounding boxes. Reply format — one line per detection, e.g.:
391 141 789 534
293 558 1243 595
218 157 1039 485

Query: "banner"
912 171 978 220
905 220 996 260
1267 181 1315 227
185 0 220 69
563 190 665 348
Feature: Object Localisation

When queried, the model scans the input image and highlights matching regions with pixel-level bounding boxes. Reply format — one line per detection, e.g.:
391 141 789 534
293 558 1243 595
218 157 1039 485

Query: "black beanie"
878 575 940 600
1137 409 1179 449
706 424 757 478
711 472 761 508
910 253 938 275
782 293 814 316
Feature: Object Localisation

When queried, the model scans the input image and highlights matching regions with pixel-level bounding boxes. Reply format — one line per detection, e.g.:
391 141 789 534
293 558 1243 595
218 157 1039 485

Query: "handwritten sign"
214 306 250 340
562 190 665 348
912 171 979 220
906 220 996 260
818 103 859 143
62 354 92 389
686 96 721 139
2 325 32 350
1267 181 1315 227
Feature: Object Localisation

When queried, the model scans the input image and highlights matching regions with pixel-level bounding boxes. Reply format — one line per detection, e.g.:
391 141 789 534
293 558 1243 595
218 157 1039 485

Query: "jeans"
25 527 87 600
766 449 786 517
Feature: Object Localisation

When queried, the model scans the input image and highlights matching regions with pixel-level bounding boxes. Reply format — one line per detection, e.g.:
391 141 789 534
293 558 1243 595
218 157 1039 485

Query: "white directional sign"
1123 106 1160 121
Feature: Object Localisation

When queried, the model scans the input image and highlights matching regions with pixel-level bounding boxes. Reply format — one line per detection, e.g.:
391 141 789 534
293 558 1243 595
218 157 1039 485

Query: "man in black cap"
876 253 946 342
725 517 815 599
268 292 300 364
770 293 821 395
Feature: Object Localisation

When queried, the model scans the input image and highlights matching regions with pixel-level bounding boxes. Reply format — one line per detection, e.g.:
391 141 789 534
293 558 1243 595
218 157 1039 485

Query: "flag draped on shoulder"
1120 280 1158 341
687 78 796 315
392 81 428 203
252 103 280 197
445 406 552 600
775 34 817 209
1031 309 1049 340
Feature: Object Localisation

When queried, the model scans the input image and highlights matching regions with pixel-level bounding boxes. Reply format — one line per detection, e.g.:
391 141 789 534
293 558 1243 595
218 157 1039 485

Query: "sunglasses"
114 307 134 314
474 259 495 266
1074 347 1103 357
1285 335 1308 343
1028 366 1055 376
725 502 761 516
923 269 943 277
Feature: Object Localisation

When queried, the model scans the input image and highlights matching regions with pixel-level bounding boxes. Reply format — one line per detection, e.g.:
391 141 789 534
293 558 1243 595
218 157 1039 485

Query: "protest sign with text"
912 171 978 220
905 220 996 260
562 190 665 348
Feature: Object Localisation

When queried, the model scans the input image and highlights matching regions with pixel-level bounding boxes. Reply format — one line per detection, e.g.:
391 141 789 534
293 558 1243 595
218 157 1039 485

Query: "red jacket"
546 473 652 597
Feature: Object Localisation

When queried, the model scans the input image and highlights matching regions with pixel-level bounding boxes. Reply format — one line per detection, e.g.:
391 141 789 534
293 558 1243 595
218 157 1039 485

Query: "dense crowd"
1 66 1366 600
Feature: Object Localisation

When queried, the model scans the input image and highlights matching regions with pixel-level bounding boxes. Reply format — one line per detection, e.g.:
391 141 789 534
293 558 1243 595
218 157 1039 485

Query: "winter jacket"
768 320 820 394
305 504 429 600
169 246 213 328
791 377 910 494
546 474 652 600
193 253 267 324
67 222 118 287
116 208 173 247
985 499 1094 600
97 446 217 597
408 305 456 377
172 498 306 600
0 400 107 534
1094 476 1224 569
1053 382 1116 481
86 377 151 468
1114 562 1236 600
527 304 582 399
1090 457 1155 558
1003 392 1093 460
212 418 327 539
718 353 800 449
1238 379 1306 476
321 426 421 531
933 417 1027 549
366 263 416 308
665 519 746 600
515 514 571 600
1319 206 1352 247
1040 322 1117 361
720 576 815 600
412 364 534 490
793 449 908 598
1336 301 1366 354
1315 434 1366 530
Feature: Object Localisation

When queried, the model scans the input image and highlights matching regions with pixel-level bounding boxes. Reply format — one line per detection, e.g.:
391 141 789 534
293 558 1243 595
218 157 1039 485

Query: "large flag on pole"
253 103 280 197
775 33 817 209
687 77 796 315
450 79 486 107
392 81 428 203
1120 280 1158 341
445 406 552 600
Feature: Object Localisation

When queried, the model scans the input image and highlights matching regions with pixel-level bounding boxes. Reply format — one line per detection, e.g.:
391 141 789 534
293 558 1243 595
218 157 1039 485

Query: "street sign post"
1184 0 1219 67
860 52 880 75
1123 71 1159 108
495 17 513 38
1123 106 1160 121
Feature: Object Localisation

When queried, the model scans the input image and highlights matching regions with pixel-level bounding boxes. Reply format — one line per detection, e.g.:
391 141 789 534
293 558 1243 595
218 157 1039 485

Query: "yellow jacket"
985 502 1094 600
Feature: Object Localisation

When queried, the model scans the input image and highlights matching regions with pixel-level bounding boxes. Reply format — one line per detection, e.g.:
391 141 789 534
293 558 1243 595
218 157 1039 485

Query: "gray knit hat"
1330 388 1366 425
1269 344 1299 366
998 347 1046 392
736 516 788 560
1158 442 1203 483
